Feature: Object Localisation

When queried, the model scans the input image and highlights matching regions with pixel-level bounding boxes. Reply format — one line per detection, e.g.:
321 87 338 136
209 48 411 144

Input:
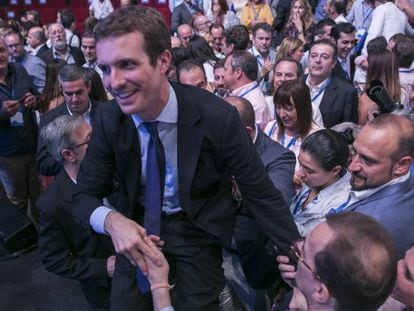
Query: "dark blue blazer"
346 173 414 259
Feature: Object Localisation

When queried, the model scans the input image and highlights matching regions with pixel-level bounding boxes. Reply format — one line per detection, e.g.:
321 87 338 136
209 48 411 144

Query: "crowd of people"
1 0 414 310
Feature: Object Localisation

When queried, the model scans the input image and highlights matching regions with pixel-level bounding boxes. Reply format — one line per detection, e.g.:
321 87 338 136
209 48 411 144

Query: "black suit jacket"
37 169 113 308
171 3 201 33
36 101 99 176
36 44 54 64
42 46 86 66
235 129 296 289
314 74 358 128
74 83 299 252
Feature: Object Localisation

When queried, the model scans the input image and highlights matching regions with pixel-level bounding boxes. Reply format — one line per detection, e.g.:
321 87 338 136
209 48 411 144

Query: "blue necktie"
136 121 166 294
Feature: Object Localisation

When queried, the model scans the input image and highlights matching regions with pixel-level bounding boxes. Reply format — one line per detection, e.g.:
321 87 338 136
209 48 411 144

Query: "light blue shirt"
346 0 374 30
90 84 181 234
15 52 46 93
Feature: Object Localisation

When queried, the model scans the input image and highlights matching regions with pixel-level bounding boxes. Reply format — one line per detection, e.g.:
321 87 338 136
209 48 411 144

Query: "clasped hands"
104 211 168 282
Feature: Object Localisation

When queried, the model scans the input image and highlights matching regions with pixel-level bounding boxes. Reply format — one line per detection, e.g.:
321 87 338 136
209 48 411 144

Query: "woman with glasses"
290 129 351 236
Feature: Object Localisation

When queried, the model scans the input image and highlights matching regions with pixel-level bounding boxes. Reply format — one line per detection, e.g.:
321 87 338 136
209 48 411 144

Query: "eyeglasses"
70 140 89 149
290 237 322 281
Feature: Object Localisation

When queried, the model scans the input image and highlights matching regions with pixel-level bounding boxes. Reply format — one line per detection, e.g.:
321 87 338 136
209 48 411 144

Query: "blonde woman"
276 37 305 63
283 0 314 44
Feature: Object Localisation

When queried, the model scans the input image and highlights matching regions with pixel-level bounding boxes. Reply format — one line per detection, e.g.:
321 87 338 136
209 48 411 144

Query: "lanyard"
281 131 298 149
362 2 373 24
327 193 352 215
292 188 312 215
239 83 259 98
311 76 331 102
399 68 414 74
252 3 262 21
267 121 278 137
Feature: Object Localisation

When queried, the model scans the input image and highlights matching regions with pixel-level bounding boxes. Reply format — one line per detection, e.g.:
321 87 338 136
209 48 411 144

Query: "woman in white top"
291 129 352 236
264 79 322 169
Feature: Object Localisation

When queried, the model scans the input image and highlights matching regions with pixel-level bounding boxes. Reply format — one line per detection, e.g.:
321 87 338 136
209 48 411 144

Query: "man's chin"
350 176 367 191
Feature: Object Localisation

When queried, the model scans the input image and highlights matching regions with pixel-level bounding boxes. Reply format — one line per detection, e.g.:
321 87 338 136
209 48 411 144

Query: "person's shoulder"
330 75 356 92
40 103 67 126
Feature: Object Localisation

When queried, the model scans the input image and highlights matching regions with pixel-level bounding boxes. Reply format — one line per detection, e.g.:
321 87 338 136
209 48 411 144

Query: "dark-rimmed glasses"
290 237 322 281
70 140 89 149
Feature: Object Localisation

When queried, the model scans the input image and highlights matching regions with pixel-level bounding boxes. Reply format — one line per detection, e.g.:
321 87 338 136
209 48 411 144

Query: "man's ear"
393 156 413 177
61 148 75 163
158 49 172 75
312 281 331 305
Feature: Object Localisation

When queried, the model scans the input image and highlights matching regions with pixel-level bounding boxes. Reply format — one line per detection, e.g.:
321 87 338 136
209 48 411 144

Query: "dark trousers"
110 215 225 311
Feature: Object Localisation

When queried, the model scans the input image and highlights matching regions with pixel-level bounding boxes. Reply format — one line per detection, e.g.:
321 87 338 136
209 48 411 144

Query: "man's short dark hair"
394 38 414 68
94 6 171 67
224 25 249 51
366 36 387 55
5 30 24 45
177 59 206 81
330 22 356 41
60 9 75 29
58 64 90 85
310 39 338 59
315 212 397 311
332 0 347 14
214 59 225 71
230 50 258 81
274 57 303 78
209 23 224 33
316 18 336 33
251 22 272 37
26 10 40 25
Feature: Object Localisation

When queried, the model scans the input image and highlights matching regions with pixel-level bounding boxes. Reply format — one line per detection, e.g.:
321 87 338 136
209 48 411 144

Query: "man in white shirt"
223 50 272 129
89 0 114 20
324 0 348 23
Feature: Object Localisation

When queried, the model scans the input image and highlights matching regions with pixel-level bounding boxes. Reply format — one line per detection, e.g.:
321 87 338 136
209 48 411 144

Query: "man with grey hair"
223 50 272 129
37 64 100 176
37 115 114 310
44 23 85 66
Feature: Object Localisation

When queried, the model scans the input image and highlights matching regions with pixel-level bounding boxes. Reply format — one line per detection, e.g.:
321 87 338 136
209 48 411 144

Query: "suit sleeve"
265 148 296 206
171 8 182 34
343 85 358 124
221 107 300 254
73 106 117 229
38 208 109 286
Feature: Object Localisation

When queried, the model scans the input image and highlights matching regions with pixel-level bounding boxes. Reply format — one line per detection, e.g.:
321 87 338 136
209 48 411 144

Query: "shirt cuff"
90 206 113 234
159 307 174 311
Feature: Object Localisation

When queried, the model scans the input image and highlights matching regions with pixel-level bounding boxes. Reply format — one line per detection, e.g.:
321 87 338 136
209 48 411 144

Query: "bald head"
177 24 193 47
225 96 256 129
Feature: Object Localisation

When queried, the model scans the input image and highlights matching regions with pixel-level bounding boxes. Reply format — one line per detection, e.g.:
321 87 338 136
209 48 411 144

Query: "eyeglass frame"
290 237 322 282
69 140 90 149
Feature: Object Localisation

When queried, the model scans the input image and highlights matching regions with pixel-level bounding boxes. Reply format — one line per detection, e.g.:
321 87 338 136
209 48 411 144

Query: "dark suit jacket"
332 58 356 84
42 46 86 66
36 44 54 64
171 3 201 33
271 0 291 47
317 74 358 128
235 129 296 289
74 82 299 252
36 101 99 176
346 174 414 259
37 169 113 308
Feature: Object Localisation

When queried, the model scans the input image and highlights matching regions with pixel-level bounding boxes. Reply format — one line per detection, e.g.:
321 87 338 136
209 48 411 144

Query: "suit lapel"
115 114 141 210
174 84 203 196
319 77 338 118
254 130 266 156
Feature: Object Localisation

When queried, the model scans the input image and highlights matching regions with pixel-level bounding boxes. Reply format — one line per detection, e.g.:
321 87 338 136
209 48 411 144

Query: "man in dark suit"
37 65 99 176
27 26 54 64
305 39 358 128
37 115 115 310
330 22 356 83
73 7 299 311
171 0 202 34
224 96 296 309
45 23 85 66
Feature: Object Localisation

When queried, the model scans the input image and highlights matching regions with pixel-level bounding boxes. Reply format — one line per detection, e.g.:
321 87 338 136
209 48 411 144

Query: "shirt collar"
306 75 330 92
351 172 410 201
66 99 92 120
131 83 178 127
231 80 258 96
